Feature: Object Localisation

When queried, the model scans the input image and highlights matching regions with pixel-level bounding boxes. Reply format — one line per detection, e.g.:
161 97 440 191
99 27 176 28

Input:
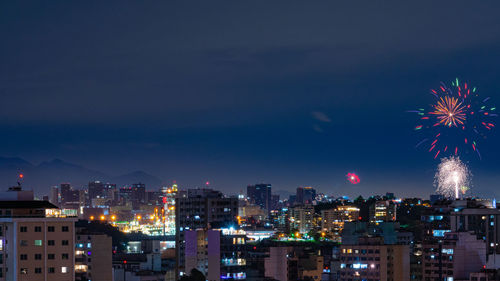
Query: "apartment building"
0 200 77 281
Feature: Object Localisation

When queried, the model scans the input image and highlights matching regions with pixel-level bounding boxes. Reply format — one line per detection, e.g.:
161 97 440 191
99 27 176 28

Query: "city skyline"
2 2 500 198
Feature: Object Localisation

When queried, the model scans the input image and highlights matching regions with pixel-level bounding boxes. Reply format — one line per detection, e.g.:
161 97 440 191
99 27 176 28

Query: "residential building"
422 231 486 281
185 228 246 281
339 237 410 281
75 229 112 281
321 206 359 242
0 200 77 281
264 247 323 281
289 204 314 234
450 204 500 261
369 200 397 223
175 188 238 277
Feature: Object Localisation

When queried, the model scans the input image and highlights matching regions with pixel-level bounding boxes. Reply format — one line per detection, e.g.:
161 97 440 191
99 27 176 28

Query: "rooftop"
0 200 58 209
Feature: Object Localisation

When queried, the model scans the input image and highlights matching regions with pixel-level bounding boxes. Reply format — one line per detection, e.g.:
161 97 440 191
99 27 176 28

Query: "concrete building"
0 200 77 281
369 200 397 223
75 230 112 281
321 206 359 242
185 228 246 281
0 186 34 201
264 247 323 281
339 237 410 281
289 204 314 234
422 231 487 281
450 205 500 261
175 188 238 277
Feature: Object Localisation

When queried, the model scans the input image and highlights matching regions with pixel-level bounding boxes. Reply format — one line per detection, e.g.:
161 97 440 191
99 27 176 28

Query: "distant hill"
0 157 164 196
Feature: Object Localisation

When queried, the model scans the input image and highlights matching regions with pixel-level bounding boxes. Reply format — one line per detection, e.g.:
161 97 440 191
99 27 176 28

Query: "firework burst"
434 156 471 199
430 96 467 127
411 78 496 159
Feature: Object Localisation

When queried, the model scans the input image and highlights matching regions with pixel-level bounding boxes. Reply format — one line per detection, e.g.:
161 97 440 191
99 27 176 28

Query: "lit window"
20 268 28 274
61 267 68 273
34 240 42 246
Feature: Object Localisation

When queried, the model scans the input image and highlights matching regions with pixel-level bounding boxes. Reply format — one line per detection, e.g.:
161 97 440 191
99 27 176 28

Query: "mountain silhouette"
0 157 163 196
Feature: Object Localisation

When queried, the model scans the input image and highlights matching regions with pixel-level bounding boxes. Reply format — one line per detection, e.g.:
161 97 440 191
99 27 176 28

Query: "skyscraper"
295 186 316 205
246 184 272 211
88 181 105 201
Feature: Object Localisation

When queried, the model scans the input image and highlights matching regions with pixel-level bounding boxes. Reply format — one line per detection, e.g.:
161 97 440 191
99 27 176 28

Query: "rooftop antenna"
17 172 24 187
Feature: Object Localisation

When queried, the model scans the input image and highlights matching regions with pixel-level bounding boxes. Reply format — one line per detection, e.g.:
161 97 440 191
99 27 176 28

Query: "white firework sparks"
435 156 471 199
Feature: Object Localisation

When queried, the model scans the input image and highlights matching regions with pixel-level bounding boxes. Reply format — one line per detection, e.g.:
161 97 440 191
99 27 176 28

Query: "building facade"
0 200 77 281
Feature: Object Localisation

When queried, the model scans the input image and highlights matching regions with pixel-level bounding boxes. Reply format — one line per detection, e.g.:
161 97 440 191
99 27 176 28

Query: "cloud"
311 111 331 123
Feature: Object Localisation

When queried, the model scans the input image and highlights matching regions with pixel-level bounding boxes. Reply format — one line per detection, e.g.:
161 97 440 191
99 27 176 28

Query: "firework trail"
435 156 471 199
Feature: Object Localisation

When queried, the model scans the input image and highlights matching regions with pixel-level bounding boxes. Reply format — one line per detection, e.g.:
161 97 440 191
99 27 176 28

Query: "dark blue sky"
1 1 500 198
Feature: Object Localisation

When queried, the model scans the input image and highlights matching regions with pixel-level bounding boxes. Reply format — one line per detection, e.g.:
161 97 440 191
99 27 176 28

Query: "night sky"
2 1 500 198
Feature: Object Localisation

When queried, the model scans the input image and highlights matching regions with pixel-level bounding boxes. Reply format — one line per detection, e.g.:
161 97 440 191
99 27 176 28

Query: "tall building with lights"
185 228 246 281
295 187 316 205
246 184 272 212
321 206 360 242
175 188 238 278
369 200 397 223
161 184 177 235
289 204 314 234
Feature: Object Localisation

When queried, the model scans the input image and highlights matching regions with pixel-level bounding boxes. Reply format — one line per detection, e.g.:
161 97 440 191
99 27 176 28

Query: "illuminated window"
34 240 42 246
61 267 68 273
20 268 28 274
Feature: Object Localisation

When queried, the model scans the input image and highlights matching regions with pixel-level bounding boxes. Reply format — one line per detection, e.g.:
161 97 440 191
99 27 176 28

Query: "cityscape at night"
2 1 500 281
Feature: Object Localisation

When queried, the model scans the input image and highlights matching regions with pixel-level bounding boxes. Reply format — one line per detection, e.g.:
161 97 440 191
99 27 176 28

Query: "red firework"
346 173 360 184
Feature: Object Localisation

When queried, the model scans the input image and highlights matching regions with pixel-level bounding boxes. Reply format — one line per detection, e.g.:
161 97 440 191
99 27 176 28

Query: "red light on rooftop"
123 260 127 264
19 174 24 179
